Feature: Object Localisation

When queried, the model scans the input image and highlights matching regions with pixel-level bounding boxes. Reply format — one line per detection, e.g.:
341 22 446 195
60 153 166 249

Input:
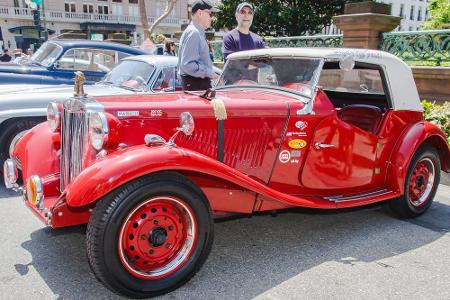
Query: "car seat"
337 104 383 134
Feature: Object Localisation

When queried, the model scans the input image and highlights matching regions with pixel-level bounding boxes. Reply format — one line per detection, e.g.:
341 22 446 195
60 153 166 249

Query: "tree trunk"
139 0 150 40
148 0 178 36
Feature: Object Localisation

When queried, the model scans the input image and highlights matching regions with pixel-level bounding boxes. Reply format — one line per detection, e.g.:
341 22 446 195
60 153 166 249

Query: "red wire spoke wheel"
118 196 197 279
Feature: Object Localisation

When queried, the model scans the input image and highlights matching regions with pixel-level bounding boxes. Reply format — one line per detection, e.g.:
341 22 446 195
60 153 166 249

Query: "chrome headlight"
3 159 18 189
47 102 61 132
89 112 109 151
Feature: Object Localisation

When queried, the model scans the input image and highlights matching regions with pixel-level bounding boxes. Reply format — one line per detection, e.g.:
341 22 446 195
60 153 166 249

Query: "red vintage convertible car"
4 48 450 298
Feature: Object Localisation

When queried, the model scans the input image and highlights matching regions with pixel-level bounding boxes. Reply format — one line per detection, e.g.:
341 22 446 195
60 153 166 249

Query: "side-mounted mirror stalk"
145 112 195 147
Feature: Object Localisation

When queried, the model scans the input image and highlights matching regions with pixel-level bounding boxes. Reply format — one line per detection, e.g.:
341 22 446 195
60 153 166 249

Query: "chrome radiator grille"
60 104 89 190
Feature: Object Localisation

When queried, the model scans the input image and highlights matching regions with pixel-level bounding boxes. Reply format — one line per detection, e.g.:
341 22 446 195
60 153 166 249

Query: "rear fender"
66 145 335 209
386 121 450 193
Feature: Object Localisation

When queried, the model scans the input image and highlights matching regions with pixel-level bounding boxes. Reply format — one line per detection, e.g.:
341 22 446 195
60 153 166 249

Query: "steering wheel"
135 76 149 92
234 79 258 85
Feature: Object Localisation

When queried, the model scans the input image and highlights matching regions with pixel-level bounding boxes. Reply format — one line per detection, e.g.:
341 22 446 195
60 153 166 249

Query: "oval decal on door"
288 139 307 149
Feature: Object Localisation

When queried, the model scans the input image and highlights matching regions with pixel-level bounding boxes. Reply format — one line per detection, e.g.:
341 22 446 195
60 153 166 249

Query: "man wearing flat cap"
222 2 264 62
178 0 220 91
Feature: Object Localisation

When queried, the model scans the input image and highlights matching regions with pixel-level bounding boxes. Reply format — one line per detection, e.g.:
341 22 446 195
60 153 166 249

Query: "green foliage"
422 0 450 29
422 100 450 143
213 0 348 37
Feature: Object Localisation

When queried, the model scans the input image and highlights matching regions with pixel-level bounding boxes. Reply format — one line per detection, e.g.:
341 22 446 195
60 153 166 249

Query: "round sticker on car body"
295 121 308 130
288 139 307 149
279 150 291 163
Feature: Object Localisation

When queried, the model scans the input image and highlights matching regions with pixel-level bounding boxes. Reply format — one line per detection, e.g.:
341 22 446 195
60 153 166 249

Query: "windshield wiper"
98 80 114 85
118 84 146 92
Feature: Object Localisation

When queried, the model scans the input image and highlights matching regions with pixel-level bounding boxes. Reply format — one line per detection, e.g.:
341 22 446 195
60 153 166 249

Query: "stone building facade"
0 0 190 50
383 0 430 31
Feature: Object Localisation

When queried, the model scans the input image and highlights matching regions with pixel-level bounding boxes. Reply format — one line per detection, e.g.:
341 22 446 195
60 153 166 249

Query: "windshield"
30 42 62 67
216 57 322 98
100 60 155 91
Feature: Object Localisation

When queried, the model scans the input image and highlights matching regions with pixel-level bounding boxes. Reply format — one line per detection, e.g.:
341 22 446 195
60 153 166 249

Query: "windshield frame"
216 56 325 100
30 42 63 68
99 59 156 92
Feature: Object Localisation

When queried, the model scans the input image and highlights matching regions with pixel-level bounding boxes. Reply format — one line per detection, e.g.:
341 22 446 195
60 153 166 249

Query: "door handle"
315 142 335 150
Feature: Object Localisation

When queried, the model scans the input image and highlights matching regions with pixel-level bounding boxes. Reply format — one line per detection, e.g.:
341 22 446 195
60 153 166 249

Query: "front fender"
386 121 450 193
66 145 335 209
0 108 47 124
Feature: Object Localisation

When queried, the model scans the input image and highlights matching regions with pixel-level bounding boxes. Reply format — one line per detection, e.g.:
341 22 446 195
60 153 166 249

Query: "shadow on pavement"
16 198 449 299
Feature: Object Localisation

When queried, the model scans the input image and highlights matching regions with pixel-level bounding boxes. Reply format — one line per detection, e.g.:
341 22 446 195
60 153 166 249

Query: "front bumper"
3 159 92 228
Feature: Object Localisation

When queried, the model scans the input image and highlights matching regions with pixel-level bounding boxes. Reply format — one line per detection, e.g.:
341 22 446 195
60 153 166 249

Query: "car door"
301 65 390 191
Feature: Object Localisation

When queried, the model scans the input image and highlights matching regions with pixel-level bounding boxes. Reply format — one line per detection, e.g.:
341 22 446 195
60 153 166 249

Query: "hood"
0 83 137 116
95 89 296 119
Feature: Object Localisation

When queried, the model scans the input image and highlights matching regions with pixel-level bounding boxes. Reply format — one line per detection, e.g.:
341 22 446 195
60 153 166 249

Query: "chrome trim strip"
324 189 392 202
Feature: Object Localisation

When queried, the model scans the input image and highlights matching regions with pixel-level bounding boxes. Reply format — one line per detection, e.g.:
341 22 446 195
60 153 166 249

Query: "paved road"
0 183 449 299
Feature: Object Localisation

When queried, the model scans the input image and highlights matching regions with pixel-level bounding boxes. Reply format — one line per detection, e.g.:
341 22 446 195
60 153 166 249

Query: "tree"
149 0 178 36
139 0 150 40
422 0 450 29
213 0 348 36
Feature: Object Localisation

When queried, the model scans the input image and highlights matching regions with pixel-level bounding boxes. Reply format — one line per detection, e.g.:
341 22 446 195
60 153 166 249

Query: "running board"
323 189 392 202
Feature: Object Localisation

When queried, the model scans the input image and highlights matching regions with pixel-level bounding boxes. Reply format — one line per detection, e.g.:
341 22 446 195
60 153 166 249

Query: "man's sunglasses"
203 10 215 18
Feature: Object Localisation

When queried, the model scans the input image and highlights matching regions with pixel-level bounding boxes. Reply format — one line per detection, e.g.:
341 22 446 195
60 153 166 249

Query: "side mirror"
178 112 195 135
166 112 195 146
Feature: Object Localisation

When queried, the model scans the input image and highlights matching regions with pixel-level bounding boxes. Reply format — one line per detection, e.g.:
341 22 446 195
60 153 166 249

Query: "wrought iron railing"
210 34 343 62
381 30 450 66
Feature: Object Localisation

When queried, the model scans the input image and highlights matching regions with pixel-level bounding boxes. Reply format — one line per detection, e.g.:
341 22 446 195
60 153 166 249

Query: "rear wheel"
86 172 214 298
389 146 441 218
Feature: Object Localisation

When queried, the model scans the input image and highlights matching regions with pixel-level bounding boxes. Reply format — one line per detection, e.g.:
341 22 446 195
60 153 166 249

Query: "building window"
112 0 122 2
14 0 30 8
409 26 413 31
399 4 404 18
417 7 422 21
98 5 108 14
83 3 94 14
410 5 415 21
129 5 138 17
157 0 176 18
111 4 123 15
129 0 138 3
65 2 76 13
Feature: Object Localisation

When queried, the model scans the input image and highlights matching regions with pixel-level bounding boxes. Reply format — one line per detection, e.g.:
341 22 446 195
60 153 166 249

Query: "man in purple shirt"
222 2 264 62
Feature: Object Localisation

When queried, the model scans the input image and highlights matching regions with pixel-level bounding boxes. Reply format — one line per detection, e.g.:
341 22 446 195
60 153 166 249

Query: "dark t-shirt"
222 29 264 61
0 54 12 62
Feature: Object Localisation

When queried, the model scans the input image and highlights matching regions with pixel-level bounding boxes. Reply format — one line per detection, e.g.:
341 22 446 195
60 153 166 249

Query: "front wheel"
389 145 441 218
0 118 45 170
86 172 214 298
